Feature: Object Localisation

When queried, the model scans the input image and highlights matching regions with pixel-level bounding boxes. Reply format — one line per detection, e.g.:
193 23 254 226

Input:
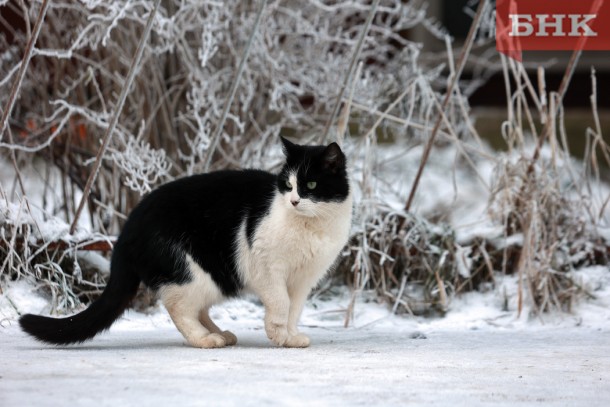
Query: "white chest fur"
236 191 353 291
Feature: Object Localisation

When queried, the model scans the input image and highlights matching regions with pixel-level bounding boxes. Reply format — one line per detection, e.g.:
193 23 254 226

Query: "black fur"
19 137 349 345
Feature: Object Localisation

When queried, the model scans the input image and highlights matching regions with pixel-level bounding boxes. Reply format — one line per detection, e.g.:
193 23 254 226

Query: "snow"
1 276 610 407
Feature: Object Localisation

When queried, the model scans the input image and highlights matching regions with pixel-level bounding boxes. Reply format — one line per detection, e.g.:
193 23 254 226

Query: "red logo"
496 0 610 61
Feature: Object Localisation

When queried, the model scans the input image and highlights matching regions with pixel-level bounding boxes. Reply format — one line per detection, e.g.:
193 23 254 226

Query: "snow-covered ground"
1 277 609 407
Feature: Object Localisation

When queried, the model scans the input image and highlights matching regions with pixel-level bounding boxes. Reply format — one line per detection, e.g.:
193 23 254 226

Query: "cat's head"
277 137 350 217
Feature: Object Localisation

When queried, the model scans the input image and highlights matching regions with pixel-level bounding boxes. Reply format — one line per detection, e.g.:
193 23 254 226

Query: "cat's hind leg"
161 288 225 348
160 256 227 348
199 310 237 346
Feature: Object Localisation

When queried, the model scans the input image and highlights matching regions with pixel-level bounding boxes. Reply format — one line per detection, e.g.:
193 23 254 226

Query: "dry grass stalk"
201 0 268 172
70 0 162 234
404 0 489 211
320 0 381 145
0 0 50 140
488 60 609 314
341 210 462 316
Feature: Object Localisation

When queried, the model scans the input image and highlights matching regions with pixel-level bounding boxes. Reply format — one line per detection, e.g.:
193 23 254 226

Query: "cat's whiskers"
305 201 342 220
309 205 330 219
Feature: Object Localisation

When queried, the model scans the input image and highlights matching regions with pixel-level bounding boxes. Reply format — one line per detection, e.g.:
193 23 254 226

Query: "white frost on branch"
107 123 172 195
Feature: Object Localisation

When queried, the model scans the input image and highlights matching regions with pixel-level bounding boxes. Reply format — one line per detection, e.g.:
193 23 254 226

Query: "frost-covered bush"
0 0 455 306
1 0 450 222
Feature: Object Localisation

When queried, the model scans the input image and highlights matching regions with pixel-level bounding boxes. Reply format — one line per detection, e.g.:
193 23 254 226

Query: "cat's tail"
19 254 140 345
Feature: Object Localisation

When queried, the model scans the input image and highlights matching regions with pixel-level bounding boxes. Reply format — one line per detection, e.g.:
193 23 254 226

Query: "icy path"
1 294 609 406
1 322 609 406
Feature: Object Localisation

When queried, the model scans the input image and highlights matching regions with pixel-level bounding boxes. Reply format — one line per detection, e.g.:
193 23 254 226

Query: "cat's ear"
322 142 345 173
280 136 297 157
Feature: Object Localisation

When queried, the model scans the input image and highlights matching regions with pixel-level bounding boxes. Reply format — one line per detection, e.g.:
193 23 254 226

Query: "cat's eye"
285 180 292 189
306 181 317 190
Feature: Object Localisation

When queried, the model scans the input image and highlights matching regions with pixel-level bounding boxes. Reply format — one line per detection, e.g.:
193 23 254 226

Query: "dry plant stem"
344 273 361 328
336 62 362 147
3 137 47 266
4 126 46 242
69 0 162 235
320 0 380 144
363 79 416 141
500 54 514 143
404 0 488 212
435 271 448 310
426 86 491 189
443 35 485 150
5 130 28 204
391 275 408 314
202 0 267 173
0 0 50 141
510 50 582 280
347 100 496 160
528 0 605 167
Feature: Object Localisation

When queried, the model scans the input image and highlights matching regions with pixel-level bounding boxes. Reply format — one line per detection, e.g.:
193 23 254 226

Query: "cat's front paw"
266 322 290 346
284 333 310 348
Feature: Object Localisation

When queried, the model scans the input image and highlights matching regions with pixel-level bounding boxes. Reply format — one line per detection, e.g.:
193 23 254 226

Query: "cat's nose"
291 199 300 207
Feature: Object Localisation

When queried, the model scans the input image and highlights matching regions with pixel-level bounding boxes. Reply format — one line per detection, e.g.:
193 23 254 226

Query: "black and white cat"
20 137 353 348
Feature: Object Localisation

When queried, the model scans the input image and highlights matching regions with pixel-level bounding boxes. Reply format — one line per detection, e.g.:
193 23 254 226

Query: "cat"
19 137 353 348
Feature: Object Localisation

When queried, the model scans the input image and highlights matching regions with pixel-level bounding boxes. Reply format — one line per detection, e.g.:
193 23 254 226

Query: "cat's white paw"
266 322 290 346
191 333 227 349
221 330 238 346
284 333 310 348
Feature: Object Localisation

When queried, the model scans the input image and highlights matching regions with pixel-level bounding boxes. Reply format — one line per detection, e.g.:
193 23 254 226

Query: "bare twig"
528 0 604 169
202 0 268 172
362 78 417 141
336 62 362 147
320 0 380 145
528 51 581 167
0 0 50 142
69 0 162 234
404 0 488 211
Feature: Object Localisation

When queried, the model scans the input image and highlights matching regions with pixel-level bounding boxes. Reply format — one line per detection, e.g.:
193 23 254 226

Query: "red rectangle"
496 0 610 60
